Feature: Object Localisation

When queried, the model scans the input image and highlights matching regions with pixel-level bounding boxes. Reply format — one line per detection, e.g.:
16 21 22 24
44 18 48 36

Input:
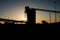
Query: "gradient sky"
0 0 60 23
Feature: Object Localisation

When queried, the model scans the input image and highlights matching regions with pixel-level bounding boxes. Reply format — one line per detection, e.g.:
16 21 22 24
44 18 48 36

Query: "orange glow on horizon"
21 16 27 21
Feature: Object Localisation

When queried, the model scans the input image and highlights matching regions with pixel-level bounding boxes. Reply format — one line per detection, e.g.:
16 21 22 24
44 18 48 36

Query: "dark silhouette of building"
25 6 36 24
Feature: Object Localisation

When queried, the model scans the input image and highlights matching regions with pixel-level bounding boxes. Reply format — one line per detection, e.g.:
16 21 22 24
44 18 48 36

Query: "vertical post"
49 12 51 23
54 0 57 23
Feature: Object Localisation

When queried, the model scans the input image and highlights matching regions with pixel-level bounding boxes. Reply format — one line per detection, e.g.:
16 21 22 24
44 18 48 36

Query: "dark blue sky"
0 0 60 23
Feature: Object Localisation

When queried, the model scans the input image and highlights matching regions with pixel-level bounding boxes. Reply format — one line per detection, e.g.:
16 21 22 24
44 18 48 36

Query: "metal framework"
32 7 60 23
25 6 60 24
31 8 60 13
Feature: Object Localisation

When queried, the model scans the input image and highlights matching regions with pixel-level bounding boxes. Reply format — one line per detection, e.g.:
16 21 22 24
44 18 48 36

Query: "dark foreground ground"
0 22 60 32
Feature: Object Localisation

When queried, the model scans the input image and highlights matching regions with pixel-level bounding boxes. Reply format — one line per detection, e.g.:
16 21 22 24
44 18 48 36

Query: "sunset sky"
0 0 60 23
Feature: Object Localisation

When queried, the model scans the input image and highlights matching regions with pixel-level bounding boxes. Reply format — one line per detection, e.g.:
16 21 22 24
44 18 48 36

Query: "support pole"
55 0 57 23
49 12 51 23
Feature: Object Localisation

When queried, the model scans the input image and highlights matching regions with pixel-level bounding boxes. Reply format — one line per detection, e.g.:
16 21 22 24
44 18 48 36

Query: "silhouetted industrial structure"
25 6 36 24
0 6 60 24
25 6 60 24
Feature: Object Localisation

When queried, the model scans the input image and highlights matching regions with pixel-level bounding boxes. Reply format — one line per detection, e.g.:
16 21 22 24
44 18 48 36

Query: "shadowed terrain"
0 22 60 32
